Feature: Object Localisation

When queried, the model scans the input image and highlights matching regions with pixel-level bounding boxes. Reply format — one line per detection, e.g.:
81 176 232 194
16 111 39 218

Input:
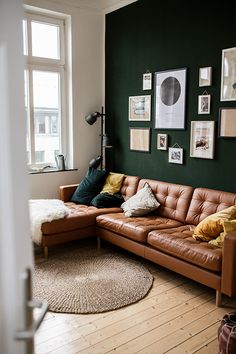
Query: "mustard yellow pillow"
208 232 225 247
208 219 236 247
101 172 124 195
193 205 236 242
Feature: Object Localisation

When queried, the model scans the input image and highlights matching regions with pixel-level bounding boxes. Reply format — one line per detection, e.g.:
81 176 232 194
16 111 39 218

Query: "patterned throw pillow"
121 182 160 217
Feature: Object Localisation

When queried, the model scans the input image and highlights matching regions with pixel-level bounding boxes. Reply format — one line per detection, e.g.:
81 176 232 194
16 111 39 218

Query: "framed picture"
219 108 236 138
168 147 183 164
154 68 187 130
129 95 151 121
157 133 168 150
129 128 150 152
221 47 236 101
199 67 212 87
198 94 211 114
190 121 215 159
143 73 152 90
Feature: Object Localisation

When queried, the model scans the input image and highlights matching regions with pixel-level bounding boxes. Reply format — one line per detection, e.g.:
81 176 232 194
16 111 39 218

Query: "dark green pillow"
71 167 108 205
91 193 124 209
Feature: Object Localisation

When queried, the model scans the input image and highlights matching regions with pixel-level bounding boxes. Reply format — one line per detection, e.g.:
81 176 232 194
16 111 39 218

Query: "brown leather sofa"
40 175 236 306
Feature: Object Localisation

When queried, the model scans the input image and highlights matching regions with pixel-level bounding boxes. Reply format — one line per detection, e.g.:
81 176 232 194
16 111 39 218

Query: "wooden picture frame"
129 95 151 121
190 121 215 159
129 127 150 152
219 108 236 138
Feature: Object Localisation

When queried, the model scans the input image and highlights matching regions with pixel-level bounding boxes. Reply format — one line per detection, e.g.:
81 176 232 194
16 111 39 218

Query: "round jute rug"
33 247 153 314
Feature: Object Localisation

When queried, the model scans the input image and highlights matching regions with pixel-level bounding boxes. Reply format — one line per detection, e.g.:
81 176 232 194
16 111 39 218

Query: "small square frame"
168 147 183 164
129 95 151 121
190 121 215 159
199 67 212 87
129 127 150 152
219 107 236 138
198 94 211 114
157 133 168 150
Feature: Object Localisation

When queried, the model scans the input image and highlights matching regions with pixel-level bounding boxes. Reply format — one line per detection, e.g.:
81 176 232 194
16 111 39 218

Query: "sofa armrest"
221 231 236 296
59 184 78 202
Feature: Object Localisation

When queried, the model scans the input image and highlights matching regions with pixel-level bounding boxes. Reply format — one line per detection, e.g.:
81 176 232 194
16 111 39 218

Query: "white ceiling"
49 0 137 12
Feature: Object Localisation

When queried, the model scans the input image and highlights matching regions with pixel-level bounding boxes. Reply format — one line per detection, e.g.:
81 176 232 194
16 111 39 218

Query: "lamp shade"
89 155 102 169
85 112 101 125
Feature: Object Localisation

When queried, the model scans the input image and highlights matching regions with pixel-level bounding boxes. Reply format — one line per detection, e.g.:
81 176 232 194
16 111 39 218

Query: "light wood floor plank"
35 241 236 354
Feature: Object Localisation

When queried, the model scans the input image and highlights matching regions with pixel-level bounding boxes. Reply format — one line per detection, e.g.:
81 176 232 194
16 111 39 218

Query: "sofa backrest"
186 188 236 225
137 179 194 223
120 175 140 201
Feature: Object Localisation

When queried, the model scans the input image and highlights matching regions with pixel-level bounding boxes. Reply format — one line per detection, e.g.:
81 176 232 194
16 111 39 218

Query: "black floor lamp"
85 106 112 169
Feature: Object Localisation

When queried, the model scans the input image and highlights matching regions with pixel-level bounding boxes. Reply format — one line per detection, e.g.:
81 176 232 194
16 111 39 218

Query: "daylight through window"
23 12 66 167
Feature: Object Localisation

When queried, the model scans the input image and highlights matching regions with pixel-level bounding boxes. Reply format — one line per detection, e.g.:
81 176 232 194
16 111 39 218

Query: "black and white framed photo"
143 72 152 90
221 47 236 101
129 95 151 121
198 94 211 114
168 147 183 164
219 108 236 138
190 121 215 159
199 67 212 87
129 127 150 152
157 133 168 150
154 68 187 129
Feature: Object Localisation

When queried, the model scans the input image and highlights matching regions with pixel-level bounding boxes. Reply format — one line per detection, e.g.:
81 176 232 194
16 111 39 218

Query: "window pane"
22 20 28 55
33 71 61 164
24 70 30 163
31 21 60 60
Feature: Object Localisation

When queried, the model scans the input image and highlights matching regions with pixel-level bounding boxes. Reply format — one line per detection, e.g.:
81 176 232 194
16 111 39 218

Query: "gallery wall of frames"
105 0 236 193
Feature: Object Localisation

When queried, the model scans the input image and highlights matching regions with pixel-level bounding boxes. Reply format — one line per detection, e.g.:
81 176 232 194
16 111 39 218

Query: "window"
23 11 66 167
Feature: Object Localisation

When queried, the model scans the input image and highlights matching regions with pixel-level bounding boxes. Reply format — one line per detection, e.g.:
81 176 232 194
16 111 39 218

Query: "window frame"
24 11 67 168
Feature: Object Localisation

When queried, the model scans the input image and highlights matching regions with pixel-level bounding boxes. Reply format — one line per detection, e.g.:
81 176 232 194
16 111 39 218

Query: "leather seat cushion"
147 225 222 272
42 202 122 235
96 213 183 243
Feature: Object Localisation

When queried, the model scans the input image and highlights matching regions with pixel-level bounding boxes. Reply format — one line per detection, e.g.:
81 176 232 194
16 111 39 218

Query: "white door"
0 1 47 353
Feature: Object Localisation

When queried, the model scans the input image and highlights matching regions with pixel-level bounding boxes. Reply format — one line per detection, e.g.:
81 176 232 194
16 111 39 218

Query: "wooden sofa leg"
97 237 101 250
43 246 48 259
216 290 222 307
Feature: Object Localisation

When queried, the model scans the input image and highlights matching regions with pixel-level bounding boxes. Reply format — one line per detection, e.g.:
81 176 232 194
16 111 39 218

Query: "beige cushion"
121 182 160 217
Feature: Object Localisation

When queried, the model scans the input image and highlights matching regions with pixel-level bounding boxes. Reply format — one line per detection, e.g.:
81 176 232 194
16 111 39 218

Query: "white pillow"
121 182 160 217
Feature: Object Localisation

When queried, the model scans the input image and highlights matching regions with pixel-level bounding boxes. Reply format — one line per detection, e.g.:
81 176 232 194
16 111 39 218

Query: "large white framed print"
221 47 236 101
154 68 187 129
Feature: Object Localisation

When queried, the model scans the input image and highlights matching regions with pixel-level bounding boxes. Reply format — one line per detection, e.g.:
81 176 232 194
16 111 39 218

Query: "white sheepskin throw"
29 199 71 245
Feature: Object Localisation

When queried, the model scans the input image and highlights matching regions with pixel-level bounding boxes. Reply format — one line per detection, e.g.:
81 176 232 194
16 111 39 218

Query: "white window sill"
29 168 77 175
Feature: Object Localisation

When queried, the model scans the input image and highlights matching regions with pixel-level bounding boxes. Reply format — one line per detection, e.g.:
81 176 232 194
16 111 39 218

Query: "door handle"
15 299 48 340
14 268 48 342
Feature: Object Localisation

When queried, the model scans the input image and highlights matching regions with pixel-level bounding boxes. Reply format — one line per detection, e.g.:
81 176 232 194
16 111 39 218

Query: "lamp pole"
100 106 104 170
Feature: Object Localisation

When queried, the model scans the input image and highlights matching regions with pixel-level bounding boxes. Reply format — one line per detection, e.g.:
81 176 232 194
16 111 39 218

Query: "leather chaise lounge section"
40 175 236 306
40 175 140 258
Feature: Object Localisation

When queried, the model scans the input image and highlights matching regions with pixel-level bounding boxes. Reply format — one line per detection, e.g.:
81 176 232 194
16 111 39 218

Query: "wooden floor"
34 240 236 354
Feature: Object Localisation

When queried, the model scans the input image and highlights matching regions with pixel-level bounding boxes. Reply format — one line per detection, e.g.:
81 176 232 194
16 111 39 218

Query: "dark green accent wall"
105 0 236 193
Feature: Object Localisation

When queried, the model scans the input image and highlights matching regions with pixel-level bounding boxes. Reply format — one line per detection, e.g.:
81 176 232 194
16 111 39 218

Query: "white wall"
25 0 105 198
